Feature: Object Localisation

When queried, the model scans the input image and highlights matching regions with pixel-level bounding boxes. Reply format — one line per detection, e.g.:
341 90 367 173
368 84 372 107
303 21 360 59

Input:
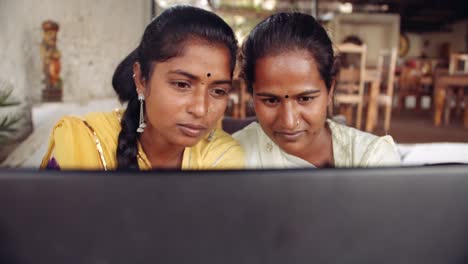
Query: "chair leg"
415 94 422 111
397 95 404 110
384 103 392 133
340 104 353 127
464 95 468 128
356 101 363 130
454 87 461 117
434 87 446 127
444 89 454 126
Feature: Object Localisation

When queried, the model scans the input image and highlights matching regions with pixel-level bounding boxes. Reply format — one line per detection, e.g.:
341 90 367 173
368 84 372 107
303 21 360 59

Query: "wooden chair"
375 48 397 133
226 78 253 119
334 43 367 130
396 62 432 111
445 53 468 126
449 53 468 74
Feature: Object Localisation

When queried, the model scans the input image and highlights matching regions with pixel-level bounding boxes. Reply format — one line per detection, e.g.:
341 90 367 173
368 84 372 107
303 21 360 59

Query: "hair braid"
116 98 140 169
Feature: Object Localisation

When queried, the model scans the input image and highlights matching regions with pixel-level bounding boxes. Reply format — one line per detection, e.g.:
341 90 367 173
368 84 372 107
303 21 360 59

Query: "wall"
329 13 400 67
401 20 468 61
0 0 151 104
403 33 423 59
422 20 468 58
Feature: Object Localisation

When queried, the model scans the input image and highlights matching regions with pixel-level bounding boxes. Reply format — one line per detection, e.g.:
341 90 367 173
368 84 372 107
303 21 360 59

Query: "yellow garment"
40 110 244 170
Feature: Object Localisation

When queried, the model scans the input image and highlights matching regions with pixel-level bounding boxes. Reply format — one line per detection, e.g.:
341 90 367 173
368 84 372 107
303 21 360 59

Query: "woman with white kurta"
233 12 400 168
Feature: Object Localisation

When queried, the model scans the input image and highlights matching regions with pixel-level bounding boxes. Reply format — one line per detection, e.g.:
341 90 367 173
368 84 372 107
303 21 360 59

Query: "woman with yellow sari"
41 6 243 170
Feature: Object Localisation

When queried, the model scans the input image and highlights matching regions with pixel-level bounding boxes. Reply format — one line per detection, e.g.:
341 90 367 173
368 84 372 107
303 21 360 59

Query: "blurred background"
1 0 467 167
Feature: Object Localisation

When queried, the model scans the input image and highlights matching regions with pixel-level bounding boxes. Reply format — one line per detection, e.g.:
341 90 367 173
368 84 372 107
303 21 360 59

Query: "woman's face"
135 41 232 148
253 50 333 157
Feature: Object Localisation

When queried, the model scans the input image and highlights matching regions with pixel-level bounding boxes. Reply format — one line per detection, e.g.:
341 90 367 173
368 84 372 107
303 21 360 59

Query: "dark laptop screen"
1 166 468 264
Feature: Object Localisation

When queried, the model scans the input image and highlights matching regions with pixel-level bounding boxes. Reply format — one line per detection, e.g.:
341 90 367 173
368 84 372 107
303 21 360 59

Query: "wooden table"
433 73 468 128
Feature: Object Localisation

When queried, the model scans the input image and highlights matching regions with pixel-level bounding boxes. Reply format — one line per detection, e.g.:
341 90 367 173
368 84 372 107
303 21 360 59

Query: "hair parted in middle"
241 12 338 94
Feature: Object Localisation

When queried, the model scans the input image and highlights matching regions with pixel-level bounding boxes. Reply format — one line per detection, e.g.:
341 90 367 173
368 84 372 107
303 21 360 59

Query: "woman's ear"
133 62 146 94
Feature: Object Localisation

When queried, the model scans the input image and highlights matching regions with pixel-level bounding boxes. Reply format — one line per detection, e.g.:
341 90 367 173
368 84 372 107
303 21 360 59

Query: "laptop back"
1 166 468 264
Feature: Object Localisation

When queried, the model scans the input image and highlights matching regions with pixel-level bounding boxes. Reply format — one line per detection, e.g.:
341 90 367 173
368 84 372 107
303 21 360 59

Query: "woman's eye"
210 88 228 97
262 98 279 106
298 96 315 103
170 81 191 90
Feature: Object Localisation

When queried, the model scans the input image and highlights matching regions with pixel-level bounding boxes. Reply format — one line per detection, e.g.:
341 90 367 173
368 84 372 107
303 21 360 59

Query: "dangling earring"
137 93 146 133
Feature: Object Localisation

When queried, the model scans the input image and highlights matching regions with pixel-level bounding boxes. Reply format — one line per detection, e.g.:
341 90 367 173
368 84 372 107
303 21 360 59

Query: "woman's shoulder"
50 111 121 138
328 119 400 167
232 122 263 148
328 119 387 145
41 111 122 169
51 115 91 134
187 128 245 169
233 121 261 134
83 110 122 128
210 128 243 148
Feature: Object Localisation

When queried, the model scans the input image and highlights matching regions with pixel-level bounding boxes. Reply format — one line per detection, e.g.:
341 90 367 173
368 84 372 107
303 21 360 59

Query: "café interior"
1 2 468 261
1 0 467 166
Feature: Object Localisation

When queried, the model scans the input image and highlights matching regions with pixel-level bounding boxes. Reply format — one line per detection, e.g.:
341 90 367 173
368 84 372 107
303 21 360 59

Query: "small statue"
40 20 62 90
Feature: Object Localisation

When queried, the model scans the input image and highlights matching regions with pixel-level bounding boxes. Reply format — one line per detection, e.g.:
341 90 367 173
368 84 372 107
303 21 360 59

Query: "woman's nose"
187 90 208 118
279 102 298 130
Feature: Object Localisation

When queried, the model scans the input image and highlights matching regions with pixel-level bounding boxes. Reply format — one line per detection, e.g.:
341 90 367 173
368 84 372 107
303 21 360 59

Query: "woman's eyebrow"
167 70 231 85
167 69 199 80
212 80 232 86
296 90 320 97
255 90 320 98
255 92 279 97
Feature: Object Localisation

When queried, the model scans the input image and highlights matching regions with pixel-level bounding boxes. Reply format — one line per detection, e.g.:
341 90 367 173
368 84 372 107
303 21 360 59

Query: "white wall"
422 20 468 58
403 33 423 58
329 13 400 67
401 20 468 60
0 0 151 104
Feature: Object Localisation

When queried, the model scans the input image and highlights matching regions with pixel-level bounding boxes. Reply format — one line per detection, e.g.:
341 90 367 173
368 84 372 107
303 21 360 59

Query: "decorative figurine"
40 20 62 101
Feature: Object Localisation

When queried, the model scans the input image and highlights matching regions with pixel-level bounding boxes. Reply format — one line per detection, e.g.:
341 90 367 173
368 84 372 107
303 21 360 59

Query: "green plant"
0 81 21 144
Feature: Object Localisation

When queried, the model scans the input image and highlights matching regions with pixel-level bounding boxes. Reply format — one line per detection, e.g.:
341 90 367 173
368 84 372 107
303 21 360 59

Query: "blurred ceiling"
333 0 467 32
167 0 467 33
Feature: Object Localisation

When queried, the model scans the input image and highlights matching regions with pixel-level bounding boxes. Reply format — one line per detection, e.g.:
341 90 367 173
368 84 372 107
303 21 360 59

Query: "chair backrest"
336 43 367 95
226 78 252 119
449 53 468 75
398 64 422 92
377 48 397 97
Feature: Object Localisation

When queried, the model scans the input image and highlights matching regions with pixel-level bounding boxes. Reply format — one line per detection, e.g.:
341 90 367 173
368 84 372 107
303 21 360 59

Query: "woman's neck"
139 128 185 169
298 124 334 168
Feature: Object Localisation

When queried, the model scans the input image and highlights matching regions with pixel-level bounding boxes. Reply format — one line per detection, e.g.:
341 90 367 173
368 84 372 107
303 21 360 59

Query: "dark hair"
112 5 238 169
241 12 337 94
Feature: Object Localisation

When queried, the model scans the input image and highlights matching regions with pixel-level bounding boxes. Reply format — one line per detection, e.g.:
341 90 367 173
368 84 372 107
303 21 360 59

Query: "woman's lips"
177 123 207 137
274 130 305 141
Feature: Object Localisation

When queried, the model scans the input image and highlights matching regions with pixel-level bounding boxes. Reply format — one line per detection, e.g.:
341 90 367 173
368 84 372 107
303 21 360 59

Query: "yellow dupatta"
40 110 152 170
41 110 244 170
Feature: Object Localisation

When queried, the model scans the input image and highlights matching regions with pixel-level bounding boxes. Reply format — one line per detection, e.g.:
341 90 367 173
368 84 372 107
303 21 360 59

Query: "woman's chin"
276 141 304 156
175 135 205 148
